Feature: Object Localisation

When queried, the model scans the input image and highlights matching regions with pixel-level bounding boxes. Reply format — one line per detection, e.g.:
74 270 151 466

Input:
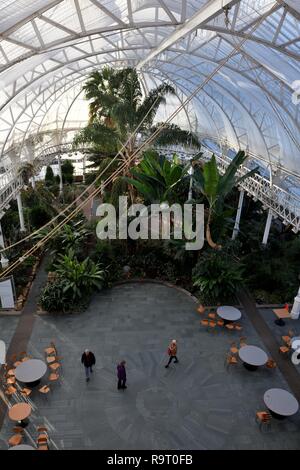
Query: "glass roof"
0 0 300 179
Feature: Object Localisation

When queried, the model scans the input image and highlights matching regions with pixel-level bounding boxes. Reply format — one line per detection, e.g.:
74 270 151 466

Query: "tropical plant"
73 67 200 201
34 218 91 257
40 278 73 313
18 161 39 186
61 160 74 184
124 150 189 204
53 249 106 301
193 151 258 249
192 249 244 304
45 166 55 186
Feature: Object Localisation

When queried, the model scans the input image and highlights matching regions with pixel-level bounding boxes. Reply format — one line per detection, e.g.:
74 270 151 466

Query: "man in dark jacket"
81 349 96 382
117 360 127 390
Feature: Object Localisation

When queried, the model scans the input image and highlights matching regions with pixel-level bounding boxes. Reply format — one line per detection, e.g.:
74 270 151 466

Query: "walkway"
0 282 299 450
0 256 48 429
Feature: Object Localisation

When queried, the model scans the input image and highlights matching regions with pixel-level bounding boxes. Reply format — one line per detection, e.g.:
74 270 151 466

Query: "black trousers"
167 355 178 366
118 378 126 389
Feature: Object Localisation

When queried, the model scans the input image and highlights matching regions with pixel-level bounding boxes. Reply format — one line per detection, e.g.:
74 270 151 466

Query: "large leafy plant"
192 249 244 304
54 249 106 301
193 151 258 249
124 150 189 204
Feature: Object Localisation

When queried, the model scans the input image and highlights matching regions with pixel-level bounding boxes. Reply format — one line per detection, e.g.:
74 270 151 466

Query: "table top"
291 337 300 350
273 308 290 319
15 359 47 383
9 403 32 421
0 340 5 365
8 444 35 450
264 388 299 416
238 345 268 366
217 306 242 321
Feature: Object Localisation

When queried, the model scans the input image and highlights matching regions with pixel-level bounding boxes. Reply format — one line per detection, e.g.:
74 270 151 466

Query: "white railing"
0 139 299 232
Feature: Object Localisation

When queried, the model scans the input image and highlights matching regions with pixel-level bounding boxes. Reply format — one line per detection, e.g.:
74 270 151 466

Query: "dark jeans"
118 378 126 389
85 366 93 378
167 355 178 366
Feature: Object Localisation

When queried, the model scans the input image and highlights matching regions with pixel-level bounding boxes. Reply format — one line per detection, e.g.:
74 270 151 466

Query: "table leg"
18 419 29 428
274 319 285 326
268 410 286 420
243 363 258 371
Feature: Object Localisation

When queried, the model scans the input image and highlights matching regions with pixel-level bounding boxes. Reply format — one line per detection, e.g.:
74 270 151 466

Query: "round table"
238 345 268 370
9 403 32 427
8 444 35 450
291 337 300 350
15 359 47 386
217 306 241 323
264 388 299 420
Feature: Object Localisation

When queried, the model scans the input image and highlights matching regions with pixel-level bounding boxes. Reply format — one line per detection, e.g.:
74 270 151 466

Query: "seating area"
0 282 299 450
1 343 62 449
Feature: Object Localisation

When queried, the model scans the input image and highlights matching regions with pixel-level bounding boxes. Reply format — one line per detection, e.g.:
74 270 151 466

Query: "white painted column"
57 155 63 196
31 176 36 189
188 165 194 200
262 208 273 245
232 190 245 240
16 192 26 232
0 220 9 268
82 155 86 184
291 286 300 320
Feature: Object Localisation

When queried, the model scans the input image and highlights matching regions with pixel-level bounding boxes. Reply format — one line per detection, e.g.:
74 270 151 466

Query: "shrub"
40 279 73 313
53 249 106 301
45 166 55 186
61 160 74 184
192 250 244 304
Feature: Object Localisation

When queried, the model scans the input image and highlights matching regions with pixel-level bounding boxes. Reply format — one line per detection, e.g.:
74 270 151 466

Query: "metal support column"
57 155 63 196
291 285 300 320
262 209 273 245
0 220 9 268
232 190 245 240
16 192 26 233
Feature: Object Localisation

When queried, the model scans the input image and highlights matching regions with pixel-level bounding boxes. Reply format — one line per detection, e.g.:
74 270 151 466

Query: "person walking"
81 349 96 382
165 340 179 368
117 360 127 390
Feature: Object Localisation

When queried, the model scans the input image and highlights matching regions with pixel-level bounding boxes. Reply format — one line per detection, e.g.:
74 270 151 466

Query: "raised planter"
14 257 42 311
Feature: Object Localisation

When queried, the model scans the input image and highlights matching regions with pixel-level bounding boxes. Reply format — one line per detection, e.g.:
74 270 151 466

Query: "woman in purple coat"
117 360 127 390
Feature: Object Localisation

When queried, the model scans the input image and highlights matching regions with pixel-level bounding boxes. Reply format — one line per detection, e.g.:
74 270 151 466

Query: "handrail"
0 139 299 232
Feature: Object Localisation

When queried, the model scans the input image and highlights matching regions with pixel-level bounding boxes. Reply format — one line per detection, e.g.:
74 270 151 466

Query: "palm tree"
193 151 258 250
73 67 200 201
18 161 39 186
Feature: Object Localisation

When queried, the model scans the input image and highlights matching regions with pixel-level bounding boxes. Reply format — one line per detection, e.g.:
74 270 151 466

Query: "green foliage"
29 206 53 228
45 166 55 186
53 249 106 301
61 160 74 184
242 235 300 302
73 67 200 200
193 151 258 247
40 279 73 313
194 151 258 216
192 249 244 304
124 151 189 204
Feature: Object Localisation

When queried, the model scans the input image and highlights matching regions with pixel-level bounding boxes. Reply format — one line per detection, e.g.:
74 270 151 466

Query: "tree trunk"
206 211 222 250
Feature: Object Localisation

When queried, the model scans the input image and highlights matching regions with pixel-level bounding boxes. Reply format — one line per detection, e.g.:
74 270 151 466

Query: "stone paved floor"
0 283 300 450
259 308 300 377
